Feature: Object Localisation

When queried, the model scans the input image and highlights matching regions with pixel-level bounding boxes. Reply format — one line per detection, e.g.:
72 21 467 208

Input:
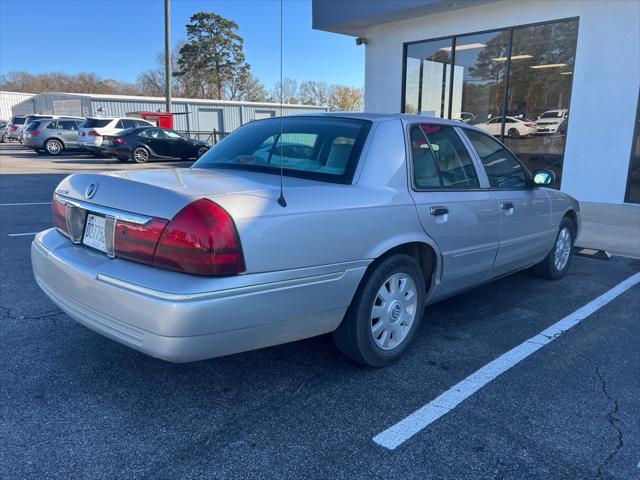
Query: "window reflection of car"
475 116 538 138
454 112 475 123
535 109 568 134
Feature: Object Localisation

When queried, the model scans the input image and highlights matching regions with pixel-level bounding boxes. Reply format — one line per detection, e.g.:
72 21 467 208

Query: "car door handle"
501 201 514 210
430 206 449 216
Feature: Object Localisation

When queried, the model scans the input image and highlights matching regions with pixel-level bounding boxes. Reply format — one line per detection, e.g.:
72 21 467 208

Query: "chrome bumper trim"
55 193 153 225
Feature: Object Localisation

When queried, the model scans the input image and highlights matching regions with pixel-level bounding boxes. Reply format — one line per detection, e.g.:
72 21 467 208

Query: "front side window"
465 128 528 188
410 124 480 189
163 129 183 139
194 117 371 184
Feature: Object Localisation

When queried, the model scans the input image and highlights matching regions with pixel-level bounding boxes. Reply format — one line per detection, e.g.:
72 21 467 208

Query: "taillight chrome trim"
55 193 152 225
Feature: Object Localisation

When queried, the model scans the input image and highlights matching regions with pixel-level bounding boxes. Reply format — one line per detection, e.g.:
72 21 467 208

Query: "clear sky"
0 0 364 90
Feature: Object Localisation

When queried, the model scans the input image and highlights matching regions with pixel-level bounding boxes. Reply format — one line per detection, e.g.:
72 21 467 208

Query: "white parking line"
7 232 39 237
0 202 51 206
373 272 640 450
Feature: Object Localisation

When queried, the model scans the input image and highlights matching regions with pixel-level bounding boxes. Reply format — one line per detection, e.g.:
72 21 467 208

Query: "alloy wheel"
46 140 62 155
133 148 149 163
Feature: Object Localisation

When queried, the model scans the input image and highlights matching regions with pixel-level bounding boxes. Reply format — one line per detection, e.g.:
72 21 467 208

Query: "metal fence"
176 129 229 145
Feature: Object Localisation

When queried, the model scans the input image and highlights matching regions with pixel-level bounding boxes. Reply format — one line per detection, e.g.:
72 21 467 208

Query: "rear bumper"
23 139 44 148
100 146 130 159
31 229 366 362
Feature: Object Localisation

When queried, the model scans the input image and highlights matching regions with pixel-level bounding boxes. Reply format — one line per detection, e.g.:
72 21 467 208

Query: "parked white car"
535 109 568 134
476 116 538 138
78 117 153 155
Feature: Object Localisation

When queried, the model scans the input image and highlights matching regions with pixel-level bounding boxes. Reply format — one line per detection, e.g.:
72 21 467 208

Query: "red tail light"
10 125 17 131
153 198 245 275
52 195 68 235
113 137 126 144
114 218 168 265
31 130 40 137
88 130 101 137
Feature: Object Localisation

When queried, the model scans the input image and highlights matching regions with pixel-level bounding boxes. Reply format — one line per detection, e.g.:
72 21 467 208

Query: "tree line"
0 12 363 111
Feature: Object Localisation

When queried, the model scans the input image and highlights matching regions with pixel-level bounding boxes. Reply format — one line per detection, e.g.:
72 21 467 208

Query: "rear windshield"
540 112 562 119
11 117 26 125
193 117 371 184
82 119 112 128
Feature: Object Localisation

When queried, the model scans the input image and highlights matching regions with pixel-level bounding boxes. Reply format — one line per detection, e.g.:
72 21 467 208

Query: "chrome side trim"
55 193 153 225
96 271 347 302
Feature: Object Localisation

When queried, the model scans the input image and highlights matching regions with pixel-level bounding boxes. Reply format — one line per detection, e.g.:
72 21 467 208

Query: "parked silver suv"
23 118 86 155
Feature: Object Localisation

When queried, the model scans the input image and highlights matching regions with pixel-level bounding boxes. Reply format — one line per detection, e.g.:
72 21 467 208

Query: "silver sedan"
32 113 580 367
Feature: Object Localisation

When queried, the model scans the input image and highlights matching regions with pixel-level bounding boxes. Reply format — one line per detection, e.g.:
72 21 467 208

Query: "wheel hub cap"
554 227 572 271
370 273 418 351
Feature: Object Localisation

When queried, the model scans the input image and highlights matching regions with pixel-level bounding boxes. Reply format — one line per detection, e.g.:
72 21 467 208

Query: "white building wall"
361 0 640 204
0 91 35 120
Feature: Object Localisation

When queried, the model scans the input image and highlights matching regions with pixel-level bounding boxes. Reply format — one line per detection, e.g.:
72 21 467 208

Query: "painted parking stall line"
0 202 52 206
7 232 39 237
373 272 640 450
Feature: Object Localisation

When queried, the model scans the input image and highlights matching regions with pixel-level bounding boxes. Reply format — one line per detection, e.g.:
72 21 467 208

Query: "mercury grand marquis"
31 113 580 367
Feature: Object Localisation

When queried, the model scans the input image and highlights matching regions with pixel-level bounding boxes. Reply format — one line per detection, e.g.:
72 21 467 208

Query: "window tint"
411 124 480 189
59 120 79 130
11 117 26 125
115 120 125 129
194 117 371 184
25 121 43 132
465 129 529 188
82 119 111 128
138 128 165 139
134 120 149 127
163 129 182 139
120 119 137 129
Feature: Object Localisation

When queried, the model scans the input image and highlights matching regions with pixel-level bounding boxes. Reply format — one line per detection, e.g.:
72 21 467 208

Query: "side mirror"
532 169 556 185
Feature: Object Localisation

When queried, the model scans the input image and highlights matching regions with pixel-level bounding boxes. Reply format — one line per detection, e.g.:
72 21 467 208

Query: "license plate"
83 214 107 253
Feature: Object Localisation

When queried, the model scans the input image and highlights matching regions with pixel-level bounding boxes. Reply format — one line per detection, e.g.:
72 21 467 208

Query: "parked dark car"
101 127 210 163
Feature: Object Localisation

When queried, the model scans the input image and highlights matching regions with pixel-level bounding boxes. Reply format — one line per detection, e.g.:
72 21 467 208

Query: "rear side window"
464 129 529 189
82 119 112 128
59 120 79 130
410 124 480 189
12 117 26 125
138 128 165 139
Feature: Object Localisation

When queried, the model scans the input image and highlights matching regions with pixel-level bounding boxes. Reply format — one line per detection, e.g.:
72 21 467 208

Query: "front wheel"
132 147 149 163
530 217 575 279
197 146 208 158
333 254 426 367
45 139 63 156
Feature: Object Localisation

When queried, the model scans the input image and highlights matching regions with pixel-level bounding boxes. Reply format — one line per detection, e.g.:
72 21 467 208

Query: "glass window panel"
626 97 640 204
450 31 509 126
422 124 480 188
503 20 578 188
465 128 528 188
404 39 452 117
410 125 442 188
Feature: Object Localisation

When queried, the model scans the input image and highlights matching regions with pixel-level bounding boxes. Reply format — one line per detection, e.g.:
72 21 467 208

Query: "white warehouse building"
313 0 640 205
9 91 327 140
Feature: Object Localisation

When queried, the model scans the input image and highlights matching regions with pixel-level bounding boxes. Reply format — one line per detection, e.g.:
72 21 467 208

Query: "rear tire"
508 127 520 138
45 139 63 156
0 134 6 143
132 147 149 163
333 254 426 367
530 217 575 280
197 146 208 158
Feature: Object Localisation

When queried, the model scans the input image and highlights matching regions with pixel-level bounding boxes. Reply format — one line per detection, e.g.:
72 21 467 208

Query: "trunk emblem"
85 183 98 199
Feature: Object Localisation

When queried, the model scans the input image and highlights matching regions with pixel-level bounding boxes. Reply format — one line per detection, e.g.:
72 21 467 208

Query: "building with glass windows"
313 0 640 205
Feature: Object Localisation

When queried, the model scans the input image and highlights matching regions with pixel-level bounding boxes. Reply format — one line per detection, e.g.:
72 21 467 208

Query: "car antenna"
277 0 287 208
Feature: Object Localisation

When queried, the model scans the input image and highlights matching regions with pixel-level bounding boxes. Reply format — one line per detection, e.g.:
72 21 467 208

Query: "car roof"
285 111 466 127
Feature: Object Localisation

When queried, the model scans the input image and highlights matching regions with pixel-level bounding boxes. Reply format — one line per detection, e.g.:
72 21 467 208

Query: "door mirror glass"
533 169 555 185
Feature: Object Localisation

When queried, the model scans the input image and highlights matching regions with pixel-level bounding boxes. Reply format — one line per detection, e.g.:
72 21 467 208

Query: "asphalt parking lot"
1 143 639 480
